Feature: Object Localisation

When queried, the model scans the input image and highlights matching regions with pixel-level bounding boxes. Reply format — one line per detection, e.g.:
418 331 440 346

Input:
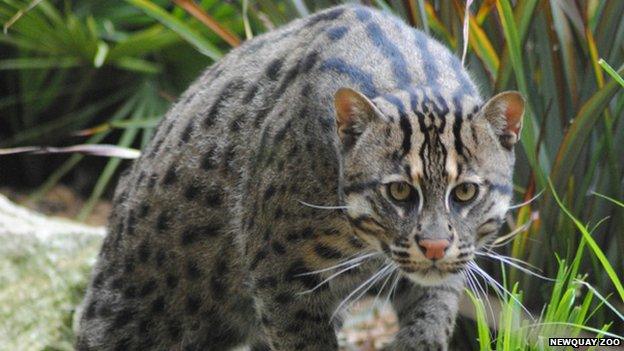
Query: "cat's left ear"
334 88 381 147
481 91 525 150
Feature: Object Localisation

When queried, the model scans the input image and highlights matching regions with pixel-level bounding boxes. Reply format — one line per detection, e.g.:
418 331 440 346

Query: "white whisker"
464 267 496 325
297 262 365 295
488 219 533 248
372 265 396 307
476 252 554 282
385 271 401 306
480 250 542 272
297 200 350 210
295 252 377 276
469 262 534 320
574 279 624 322
349 264 395 310
507 190 544 210
332 264 393 320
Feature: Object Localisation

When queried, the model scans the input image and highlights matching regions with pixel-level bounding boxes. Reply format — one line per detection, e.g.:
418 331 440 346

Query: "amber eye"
452 183 478 203
387 182 414 202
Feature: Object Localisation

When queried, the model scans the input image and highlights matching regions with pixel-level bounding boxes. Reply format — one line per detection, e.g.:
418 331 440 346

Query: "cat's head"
334 87 524 286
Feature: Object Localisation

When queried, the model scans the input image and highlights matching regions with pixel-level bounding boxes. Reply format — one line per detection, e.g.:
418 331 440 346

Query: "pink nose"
417 239 450 260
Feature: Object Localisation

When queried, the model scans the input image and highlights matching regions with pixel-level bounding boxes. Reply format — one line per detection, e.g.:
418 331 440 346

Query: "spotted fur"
77 5 523 350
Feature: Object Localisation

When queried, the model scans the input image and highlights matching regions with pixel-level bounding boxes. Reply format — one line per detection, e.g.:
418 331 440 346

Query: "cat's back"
155 3 478 174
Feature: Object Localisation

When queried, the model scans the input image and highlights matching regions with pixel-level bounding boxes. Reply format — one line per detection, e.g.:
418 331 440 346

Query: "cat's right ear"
334 88 380 146
480 91 525 150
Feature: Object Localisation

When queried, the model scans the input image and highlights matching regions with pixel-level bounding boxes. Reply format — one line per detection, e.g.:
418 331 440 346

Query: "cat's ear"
334 88 380 145
481 91 525 150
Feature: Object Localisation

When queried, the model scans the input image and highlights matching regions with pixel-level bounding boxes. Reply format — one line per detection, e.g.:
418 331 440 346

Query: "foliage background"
0 0 623 350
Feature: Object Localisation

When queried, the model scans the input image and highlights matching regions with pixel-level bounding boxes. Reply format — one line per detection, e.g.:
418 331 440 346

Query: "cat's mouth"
393 258 471 286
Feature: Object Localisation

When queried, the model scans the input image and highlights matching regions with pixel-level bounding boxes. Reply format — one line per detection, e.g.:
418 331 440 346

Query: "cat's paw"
380 328 448 351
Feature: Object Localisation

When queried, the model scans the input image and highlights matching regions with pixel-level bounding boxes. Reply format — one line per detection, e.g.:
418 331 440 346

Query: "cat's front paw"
381 328 448 351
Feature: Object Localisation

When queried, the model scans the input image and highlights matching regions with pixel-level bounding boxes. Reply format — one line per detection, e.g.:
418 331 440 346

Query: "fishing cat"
76 4 524 350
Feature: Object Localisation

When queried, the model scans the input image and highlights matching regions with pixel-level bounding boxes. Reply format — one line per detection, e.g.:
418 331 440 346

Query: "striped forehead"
375 89 481 185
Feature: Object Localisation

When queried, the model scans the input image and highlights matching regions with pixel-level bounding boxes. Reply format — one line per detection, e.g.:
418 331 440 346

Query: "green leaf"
0 57 81 70
548 178 624 302
125 0 223 60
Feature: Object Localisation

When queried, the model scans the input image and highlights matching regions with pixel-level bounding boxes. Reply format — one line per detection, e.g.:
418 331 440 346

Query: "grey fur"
76 5 521 350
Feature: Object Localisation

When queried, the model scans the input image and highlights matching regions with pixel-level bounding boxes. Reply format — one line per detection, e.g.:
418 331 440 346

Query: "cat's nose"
416 239 450 260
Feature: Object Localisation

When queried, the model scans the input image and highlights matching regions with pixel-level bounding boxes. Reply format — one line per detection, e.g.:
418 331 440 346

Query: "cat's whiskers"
384 271 402 306
297 200 351 210
297 261 366 295
467 261 534 320
372 266 397 307
463 267 497 324
295 251 378 276
486 219 533 248
475 251 554 282
331 263 394 320
507 190 544 210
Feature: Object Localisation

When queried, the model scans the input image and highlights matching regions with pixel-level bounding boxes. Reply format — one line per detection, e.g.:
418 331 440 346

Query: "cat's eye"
452 183 478 203
387 182 415 202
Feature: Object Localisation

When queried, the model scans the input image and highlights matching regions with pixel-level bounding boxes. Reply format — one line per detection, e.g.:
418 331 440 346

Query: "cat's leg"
250 259 340 351
384 278 462 351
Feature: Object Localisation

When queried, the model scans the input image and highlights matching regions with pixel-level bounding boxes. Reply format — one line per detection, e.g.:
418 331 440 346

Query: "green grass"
1 0 623 349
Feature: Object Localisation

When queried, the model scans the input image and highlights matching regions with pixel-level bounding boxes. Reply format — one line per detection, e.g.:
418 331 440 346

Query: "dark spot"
167 319 182 341
112 308 135 329
286 232 300 242
284 260 324 290
229 114 244 132
274 292 293 304
272 241 286 255
85 301 97 319
156 211 170 232
163 165 177 185
186 260 202 280
111 277 124 290
210 275 226 299
201 148 216 170
138 203 150 218
186 295 201 315
256 276 278 289
155 249 166 267
93 272 105 288
205 188 222 207
243 84 259 104
263 184 276 201
147 175 157 189
182 224 221 245
180 121 194 145
166 274 179 289
123 285 137 299
274 207 284 219
184 184 200 200
301 52 319 73
250 248 268 270
124 256 135 273
114 337 132 351
137 319 151 336
138 279 158 297
327 26 348 40
355 7 371 21
301 227 314 239
138 241 151 263
266 58 284 80
203 78 245 128
314 243 343 260
307 7 344 26
151 296 166 314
